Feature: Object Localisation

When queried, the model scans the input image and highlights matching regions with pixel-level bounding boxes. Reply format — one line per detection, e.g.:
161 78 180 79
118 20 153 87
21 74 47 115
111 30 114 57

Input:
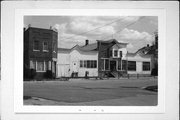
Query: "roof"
97 39 128 45
24 27 58 33
58 39 128 53
79 43 97 51
136 45 156 56
126 52 137 56
58 48 71 53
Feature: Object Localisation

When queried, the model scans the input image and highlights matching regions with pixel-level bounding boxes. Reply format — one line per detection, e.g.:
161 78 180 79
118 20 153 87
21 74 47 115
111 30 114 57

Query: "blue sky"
24 16 158 52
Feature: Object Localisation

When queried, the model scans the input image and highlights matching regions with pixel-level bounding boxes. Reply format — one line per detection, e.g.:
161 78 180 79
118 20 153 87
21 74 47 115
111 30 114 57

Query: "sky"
24 16 158 52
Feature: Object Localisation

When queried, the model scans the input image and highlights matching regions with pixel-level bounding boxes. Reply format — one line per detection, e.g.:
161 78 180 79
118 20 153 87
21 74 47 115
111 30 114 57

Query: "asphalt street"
24 78 157 106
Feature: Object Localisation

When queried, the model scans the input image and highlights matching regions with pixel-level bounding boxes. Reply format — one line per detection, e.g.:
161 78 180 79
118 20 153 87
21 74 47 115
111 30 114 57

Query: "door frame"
110 60 117 71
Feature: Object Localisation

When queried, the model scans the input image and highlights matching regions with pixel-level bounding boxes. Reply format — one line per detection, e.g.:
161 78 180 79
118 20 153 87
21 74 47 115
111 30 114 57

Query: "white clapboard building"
57 40 98 77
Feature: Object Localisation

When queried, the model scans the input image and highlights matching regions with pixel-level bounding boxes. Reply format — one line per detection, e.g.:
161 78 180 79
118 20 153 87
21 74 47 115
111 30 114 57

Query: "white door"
57 64 70 77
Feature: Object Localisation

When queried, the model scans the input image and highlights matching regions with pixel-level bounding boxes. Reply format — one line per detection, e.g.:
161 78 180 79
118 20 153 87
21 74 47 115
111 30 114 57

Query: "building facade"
57 39 152 78
24 27 58 79
57 40 98 78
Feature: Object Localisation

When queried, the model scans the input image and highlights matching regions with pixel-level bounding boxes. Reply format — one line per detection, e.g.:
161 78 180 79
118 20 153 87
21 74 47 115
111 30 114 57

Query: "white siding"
57 52 70 64
57 52 70 77
127 54 151 74
70 50 98 77
111 44 127 59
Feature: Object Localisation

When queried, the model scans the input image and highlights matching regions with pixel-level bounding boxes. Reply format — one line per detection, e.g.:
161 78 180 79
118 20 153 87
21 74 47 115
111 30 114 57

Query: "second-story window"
120 51 122 58
110 50 112 57
33 40 40 51
114 50 118 57
43 41 48 52
53 42 56 52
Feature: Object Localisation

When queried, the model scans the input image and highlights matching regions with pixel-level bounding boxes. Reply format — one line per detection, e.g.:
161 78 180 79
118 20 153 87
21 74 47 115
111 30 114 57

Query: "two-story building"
24 27 58 79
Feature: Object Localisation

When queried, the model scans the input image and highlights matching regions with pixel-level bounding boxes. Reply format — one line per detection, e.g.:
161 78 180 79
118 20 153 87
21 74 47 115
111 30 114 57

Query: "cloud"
119 28 153 41
54 16 153 51
127 43 134 49
68 16 120 36
122 16 140 22
53 23 68 32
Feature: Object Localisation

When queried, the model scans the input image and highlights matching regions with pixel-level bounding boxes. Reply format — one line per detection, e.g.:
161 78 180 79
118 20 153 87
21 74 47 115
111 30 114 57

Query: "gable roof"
136 45 156 56
79 43 97 51
97 39 128 45
58 39 128 53
58 48 71 53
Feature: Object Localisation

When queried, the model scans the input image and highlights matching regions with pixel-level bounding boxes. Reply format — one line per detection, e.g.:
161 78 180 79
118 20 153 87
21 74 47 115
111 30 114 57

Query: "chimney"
50 26 52 30
85 40 89 46
28 24 31 28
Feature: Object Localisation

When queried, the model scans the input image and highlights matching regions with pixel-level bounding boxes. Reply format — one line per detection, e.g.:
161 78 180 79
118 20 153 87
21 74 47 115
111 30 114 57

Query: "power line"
101 16 145 40
60 16 130 41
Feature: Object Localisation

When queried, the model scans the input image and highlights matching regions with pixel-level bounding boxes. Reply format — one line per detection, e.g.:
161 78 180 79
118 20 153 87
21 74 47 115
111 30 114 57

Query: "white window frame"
113 49 118 58
80 60 84 68
36 61 47 72
101 58 110 71
79 60 97 69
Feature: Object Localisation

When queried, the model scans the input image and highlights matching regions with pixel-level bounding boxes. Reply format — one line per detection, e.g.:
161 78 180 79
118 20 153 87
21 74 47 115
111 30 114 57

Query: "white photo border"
14 9 166 113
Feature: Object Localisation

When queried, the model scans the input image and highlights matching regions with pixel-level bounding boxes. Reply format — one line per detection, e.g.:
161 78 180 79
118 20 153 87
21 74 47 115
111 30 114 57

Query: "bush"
24 68 36 80
44 70 53 79
30 69 36 79
151 68 158 76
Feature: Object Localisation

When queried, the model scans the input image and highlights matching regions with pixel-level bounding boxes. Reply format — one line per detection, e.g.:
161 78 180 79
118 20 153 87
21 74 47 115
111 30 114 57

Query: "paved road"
24 78 157 106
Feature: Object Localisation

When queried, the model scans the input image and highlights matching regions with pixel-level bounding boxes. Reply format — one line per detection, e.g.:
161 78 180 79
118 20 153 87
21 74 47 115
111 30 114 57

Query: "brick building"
24 27 58 79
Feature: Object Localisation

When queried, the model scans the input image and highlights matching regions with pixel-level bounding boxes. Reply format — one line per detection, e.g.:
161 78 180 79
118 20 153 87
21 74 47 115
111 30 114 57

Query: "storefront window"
128 61 136 71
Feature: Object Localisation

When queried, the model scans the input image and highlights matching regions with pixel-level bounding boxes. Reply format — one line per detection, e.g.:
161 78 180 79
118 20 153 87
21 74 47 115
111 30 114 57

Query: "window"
143 62 150 71
32 61 48 72
53 42 56 52
117 60 122 70
128 61 136 71
30 61 36 69
114 50 118 57
33 40 39 51
101 59 109 71
110 50 112 57
87 60 91 68
43 42 48 51
120 51 122 58
122 60 127 70
80 60 83 68
79 60 97 68
93 60 97 68
90 61 94 68
37 61 44 71
45 61 48 71
84 60 87 68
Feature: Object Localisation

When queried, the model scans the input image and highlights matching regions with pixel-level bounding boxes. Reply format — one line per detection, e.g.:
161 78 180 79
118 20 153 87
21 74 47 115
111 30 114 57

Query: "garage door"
57 64 70 77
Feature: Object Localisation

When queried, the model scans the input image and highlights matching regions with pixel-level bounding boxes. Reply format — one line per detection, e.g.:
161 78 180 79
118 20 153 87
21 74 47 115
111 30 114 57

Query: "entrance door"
110 60 117 71
72 61 78 73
